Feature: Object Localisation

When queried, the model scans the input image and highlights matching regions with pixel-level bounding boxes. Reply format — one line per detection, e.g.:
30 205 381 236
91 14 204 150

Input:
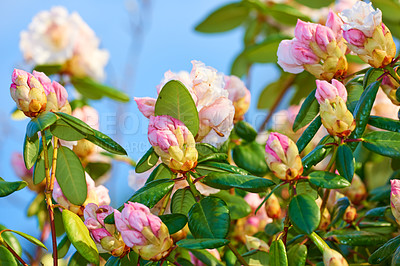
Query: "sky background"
0 0 279 259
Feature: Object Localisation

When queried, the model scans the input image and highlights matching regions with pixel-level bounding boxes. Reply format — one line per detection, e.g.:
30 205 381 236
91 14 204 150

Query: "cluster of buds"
148 115 198 173
340 1 396 68
391 179 400 225
265 132 303 181
53 173 110 216
316 79 355 138
114 202 173 261
277 11 348 80
84 203 127 256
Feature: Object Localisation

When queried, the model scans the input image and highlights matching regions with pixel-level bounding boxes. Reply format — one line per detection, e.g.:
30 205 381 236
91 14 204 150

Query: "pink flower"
291 41 319 65
11 152 33 178
315 79 348 104
342 29 366 47
277 40 304 74
294 20 318 43
326 11 344 40
134 97 156 119
114 202 173 260
391 179 400 225
32 71 53 95
224 75 251 121
148 115 198 173
315 25 336 51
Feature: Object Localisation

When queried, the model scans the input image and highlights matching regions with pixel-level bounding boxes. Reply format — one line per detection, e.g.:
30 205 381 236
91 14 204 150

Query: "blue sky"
0 0 278 258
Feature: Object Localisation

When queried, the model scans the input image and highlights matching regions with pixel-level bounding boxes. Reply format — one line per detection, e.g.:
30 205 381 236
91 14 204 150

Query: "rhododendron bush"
4 1 400 265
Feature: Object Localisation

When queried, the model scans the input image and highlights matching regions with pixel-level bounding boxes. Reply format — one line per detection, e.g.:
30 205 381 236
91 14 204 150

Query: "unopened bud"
343 206 357 223
265 193 281 219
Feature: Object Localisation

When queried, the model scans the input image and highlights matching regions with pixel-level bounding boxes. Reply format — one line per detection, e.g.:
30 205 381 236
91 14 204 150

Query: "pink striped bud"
265 132 303 181
114 202 173 261
343 29 366 47
323 248 349 266
84 203 127 256
316 79 348 104
148 115 198 173
391 179 400 225
134 97 156 119
224 75 251 122
10 69 47 117
294 20 317 43
326 11 343 40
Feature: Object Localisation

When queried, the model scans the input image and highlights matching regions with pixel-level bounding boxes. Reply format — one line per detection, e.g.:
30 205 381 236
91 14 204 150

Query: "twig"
227 243 249 266
3 241 29 266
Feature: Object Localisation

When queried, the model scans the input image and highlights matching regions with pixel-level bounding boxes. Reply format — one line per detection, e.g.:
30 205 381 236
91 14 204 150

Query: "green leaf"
265 4 310 25
346 82 364 104
68 251 90 266
2 229 47 250
232 141 268 176
287 244 307 266
369 234 400 264
196 161 249 176
329 197 350 227
159 214 187 235
190 249 224 266
33 142 53 185
363 131 400 158
171 189 196 216
71 76 130 102
265 220 284 236
195 3 249 33
212 190 251 220
307 171 350 189
202 173 275 192
34 64 63 76
288 194 320 235
0 224 22 257
135 147 159 173
23 132 40 170
196 143 218 158
365 206 390 218
85 162 111 181
105 179 174 224
50 119 87 141
293 89 319 132
177 238 229 249
197 153 228 164
270 239 288 266
363 68 384 89
0 178 27 197
325 229 389 246
86 128 127 155
63 210 99 264
349 81 380 148
0 246 17 266
302 144 332 173
234 121 257 142
188 196 230 239
393 245 400 266
296 116 321 153
57 234 71 259
244 35 288 63
336 145 355 182
26 112 57 138
55 112 95 137
372 0 400 22
237 251 269 266
56 146 87 205
145 163 174 184
294 0 334 9
368 116 400 133
296 181 318 199
155 80 199 136
105 256 120 266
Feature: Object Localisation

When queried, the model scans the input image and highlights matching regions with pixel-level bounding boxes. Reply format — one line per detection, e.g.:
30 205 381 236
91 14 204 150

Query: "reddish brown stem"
344 138 364 143
3 242 29 266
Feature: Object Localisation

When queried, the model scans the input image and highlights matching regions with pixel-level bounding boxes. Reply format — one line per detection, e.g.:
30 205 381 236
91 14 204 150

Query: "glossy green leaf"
365 206 390 218
287 244 307 266
105 256 120 266
57 234 71 259
195 3 249 33
336 145 355 182
0 246 17 266
369 234 400 264
0 224 22 257
265 220 284 236
346 82 364 104
363 131 400 158
363 68 384 89
212 190 251 220
171 189 196 216
190 249 224 266
86 128 126 155
288 194 320 235
135 147 159 173
393 245 400 266
234 121 257 141
329 197 350 227
296 116 321 153
56 146 87 205
232 141 268 176
296 181 318 199
368 116 400 133
23 132 39 170
196 161 249 176
293 89 319 132
55 112 95 136
177 238 229 249
325 229 389 246
265 4 310 25
68 251 90 266
2 229 47 250
0 178 27 197
71 76 130 102
34 64 63 76
196 143 218 158
237 251 269 266
63 210 99 264
85 162 111 181
155 80 199 136
270 239 288 266
244 35 288 63
203 173 275 192
188 196 230 239
308 171 350 189
159 214 187 235
26 112 57 138
50 119 87 141
197 153 228 164
33 142 53 185
302 144 332 173
145 163 173 184
295 0 334 9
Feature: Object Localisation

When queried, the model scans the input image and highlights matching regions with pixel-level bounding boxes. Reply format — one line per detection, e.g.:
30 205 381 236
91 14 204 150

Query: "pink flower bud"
391 179 400 225
190 249 221 266
134 97 156 119
291 41 319 65
294 20 317 43
315 25 336 51
72 106 99 130
32 71 53 95
114 202 173 261
343 29 366 47
11 152 32 178
265 132 303 181
323 248 349 266
315 79 347 104
224 75 251 121
10 69 47 117
148 115 198 173
277 40 304 74
326 10 344 40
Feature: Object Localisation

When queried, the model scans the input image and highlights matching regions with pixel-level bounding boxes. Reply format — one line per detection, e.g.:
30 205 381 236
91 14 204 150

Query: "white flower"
339 1 382 37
